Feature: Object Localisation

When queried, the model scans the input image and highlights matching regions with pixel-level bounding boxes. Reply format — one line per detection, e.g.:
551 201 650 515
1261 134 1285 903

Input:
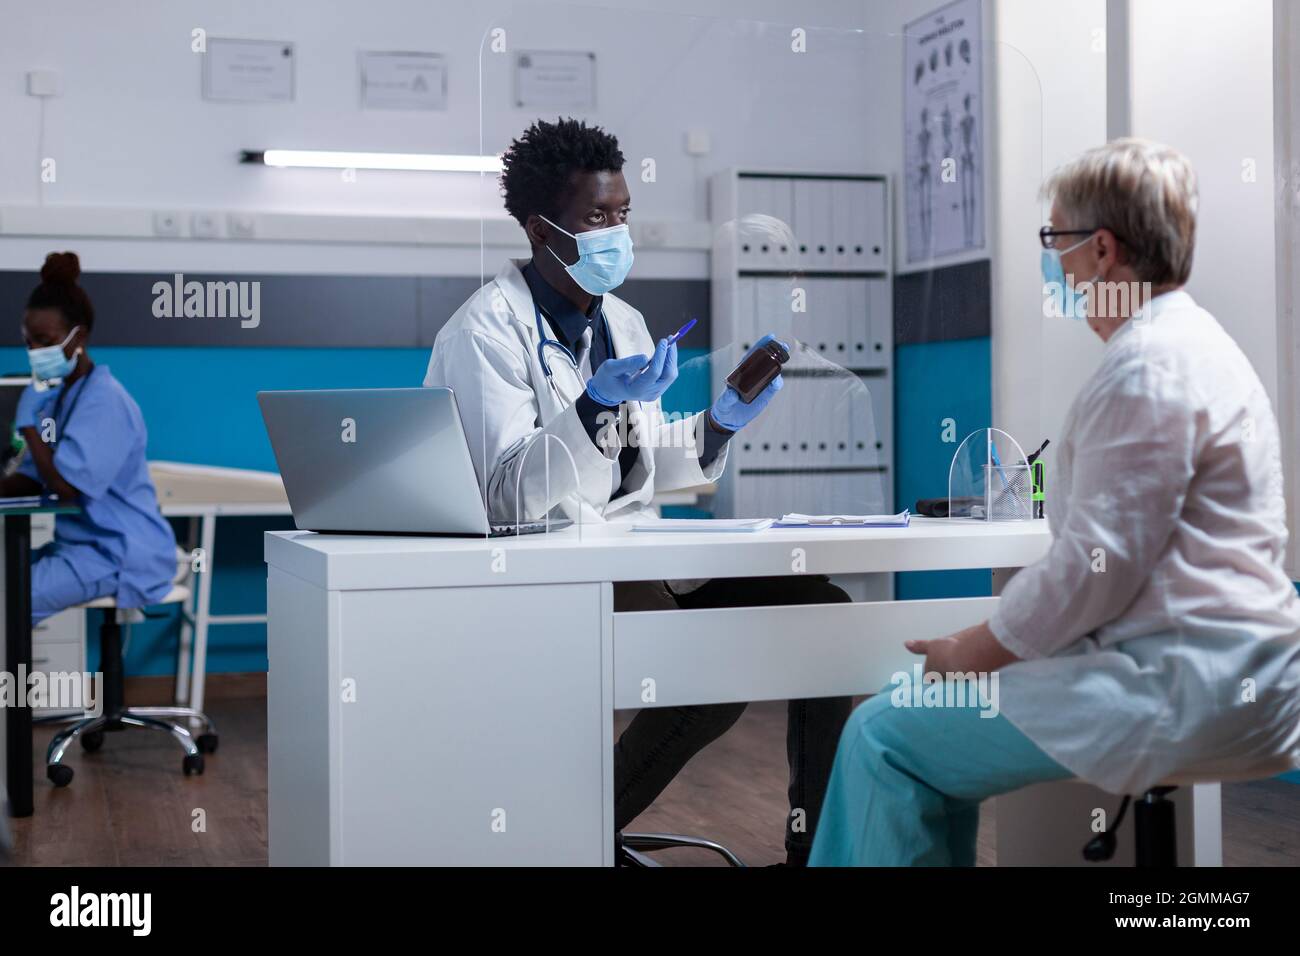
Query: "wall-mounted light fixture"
239 149 502 173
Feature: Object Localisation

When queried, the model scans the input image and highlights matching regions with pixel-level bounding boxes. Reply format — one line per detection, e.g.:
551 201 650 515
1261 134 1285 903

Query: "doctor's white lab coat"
423 259 726 526
991 290 1300 794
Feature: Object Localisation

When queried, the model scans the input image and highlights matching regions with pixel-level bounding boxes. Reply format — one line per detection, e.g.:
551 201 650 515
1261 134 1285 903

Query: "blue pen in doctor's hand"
631 318 696 378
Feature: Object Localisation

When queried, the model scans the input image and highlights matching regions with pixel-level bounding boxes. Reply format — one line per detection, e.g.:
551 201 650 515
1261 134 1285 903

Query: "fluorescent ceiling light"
241 149 502 173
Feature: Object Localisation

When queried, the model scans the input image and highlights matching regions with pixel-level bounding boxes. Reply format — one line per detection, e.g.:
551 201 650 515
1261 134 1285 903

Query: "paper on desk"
774 510 910 528
0 495 43 507
630 518 775 533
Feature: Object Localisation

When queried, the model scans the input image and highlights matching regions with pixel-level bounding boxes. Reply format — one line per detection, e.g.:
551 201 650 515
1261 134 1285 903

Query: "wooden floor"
9 678 1300 866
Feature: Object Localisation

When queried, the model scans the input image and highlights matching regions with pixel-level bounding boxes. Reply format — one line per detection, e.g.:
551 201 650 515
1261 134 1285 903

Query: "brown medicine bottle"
726 339 790 403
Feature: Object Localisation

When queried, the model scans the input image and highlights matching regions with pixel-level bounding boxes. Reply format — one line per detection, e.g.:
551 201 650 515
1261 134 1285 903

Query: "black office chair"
617 830 745 867
1083 786 1179 866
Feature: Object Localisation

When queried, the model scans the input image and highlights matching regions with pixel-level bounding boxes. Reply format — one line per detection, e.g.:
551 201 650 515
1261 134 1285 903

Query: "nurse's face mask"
539 215 635 295
27 325 81 383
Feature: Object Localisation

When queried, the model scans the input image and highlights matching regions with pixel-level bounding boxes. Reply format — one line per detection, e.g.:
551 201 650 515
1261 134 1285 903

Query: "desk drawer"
612 595 998 709
30 512 55 545
33 606 85 646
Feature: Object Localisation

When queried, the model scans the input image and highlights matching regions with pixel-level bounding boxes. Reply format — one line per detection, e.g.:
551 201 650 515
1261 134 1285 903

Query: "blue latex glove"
14 383 57 430
586 338 678 406
709 335 787 431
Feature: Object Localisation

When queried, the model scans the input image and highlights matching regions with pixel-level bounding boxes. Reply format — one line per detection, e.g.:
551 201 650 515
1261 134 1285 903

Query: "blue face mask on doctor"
539 215 635 295
27 326 81 383
1041 231 1099 320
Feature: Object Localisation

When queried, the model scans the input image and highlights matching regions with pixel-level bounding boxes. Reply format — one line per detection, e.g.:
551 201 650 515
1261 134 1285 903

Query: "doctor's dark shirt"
521 261 729 486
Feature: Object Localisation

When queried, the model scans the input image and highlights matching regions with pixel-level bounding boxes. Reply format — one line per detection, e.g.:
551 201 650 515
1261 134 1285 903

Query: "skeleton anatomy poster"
904 0 984 263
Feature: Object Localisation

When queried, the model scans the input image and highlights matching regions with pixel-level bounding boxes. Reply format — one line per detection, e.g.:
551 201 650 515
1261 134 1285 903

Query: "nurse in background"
0 252 176 622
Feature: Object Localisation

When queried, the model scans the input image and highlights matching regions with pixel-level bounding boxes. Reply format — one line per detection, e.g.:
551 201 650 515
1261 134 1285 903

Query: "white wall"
990 0 1109 453
1129 0 1278 401
0 0 933 277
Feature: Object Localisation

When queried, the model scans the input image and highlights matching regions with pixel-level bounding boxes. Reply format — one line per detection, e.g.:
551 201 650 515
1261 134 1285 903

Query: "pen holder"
983 463 1034 521
947 427 1035 522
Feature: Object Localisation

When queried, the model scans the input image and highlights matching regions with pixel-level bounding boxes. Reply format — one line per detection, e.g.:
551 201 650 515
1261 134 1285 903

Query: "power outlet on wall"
191 212 221 239
227 214 256 239
152 211 182 237
26 70 61 97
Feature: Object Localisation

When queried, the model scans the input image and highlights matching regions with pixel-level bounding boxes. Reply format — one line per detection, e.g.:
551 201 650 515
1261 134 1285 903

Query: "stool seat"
76 584 191 610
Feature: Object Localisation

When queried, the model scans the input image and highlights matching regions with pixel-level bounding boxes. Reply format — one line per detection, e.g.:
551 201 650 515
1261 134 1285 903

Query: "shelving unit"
709 169 895 601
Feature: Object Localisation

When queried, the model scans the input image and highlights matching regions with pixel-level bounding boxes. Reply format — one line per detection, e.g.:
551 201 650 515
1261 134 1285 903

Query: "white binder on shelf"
828 277 852 365
845 278 870 369
802 278 838 364
862 180 887 269
816 375 846 469
736 177 769 269
866 278 891 367
735 276 758 359
865 375 892 467
831 180 859 271
805 179 836 270
764 178 794 263
747 276 771 360
829 374 856 467
848 377 879 467
792 178 818 271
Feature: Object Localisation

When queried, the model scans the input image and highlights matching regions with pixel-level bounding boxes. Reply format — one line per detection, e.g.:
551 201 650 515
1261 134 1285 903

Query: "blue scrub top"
19 365 176 607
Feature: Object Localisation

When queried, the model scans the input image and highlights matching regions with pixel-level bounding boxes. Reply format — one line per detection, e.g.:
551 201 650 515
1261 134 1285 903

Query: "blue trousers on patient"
809 689 1072 866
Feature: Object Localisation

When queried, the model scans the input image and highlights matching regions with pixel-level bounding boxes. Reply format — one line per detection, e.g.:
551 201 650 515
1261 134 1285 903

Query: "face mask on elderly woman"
1041 232 1100 320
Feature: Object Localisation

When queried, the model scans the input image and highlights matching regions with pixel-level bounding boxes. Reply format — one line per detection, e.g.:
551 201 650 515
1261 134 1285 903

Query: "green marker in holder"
1026 439 1050 519
1031 459 1046 518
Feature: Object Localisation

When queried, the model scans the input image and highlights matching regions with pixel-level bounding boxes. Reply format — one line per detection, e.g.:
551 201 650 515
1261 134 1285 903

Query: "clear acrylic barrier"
947 427 1033 521
464 6 1043 530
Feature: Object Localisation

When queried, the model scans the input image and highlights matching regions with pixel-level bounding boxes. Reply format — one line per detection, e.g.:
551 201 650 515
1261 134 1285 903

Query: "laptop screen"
0 376 32 471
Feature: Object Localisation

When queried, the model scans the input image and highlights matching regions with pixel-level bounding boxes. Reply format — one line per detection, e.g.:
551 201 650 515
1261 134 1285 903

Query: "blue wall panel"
892 337 993 601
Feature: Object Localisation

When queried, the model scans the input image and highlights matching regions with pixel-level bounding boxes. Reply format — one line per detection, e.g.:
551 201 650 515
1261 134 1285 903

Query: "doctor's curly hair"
500 117 625 227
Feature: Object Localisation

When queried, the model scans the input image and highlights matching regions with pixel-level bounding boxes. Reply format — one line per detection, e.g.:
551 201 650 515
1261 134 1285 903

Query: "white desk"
152 464 701 721
150 462 291 720
263 518 1221 866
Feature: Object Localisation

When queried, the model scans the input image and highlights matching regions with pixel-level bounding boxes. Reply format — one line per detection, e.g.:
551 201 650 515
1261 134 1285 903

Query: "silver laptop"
257 387 568 536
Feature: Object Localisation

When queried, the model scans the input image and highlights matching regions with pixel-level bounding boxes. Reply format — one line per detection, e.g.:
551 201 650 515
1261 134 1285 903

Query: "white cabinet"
29 512 87 717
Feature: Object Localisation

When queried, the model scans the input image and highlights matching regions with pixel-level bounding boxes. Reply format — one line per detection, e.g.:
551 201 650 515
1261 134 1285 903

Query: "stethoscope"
533 300 614 402
47 364 96 440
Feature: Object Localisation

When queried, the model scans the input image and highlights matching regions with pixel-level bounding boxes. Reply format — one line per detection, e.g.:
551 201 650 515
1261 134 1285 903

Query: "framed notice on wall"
203 38 296 103
515 51 596 110
903 0 984 264
360 51 447 111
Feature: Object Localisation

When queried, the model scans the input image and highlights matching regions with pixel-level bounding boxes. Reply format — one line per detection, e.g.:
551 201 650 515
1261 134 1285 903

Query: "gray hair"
1041 138 1199 286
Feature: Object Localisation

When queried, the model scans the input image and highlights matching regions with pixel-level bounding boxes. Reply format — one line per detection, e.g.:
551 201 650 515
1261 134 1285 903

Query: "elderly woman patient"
810 139 1300 866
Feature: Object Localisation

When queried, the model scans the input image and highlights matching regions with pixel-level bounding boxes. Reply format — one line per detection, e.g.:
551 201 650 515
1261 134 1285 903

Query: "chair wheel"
47 764 74 787
80 730 105 753
197 733 219 754
183 753 205 776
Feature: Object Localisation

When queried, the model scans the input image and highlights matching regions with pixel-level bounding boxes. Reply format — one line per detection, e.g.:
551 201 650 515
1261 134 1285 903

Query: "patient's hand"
906 622 1020 675
906 635 962 674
